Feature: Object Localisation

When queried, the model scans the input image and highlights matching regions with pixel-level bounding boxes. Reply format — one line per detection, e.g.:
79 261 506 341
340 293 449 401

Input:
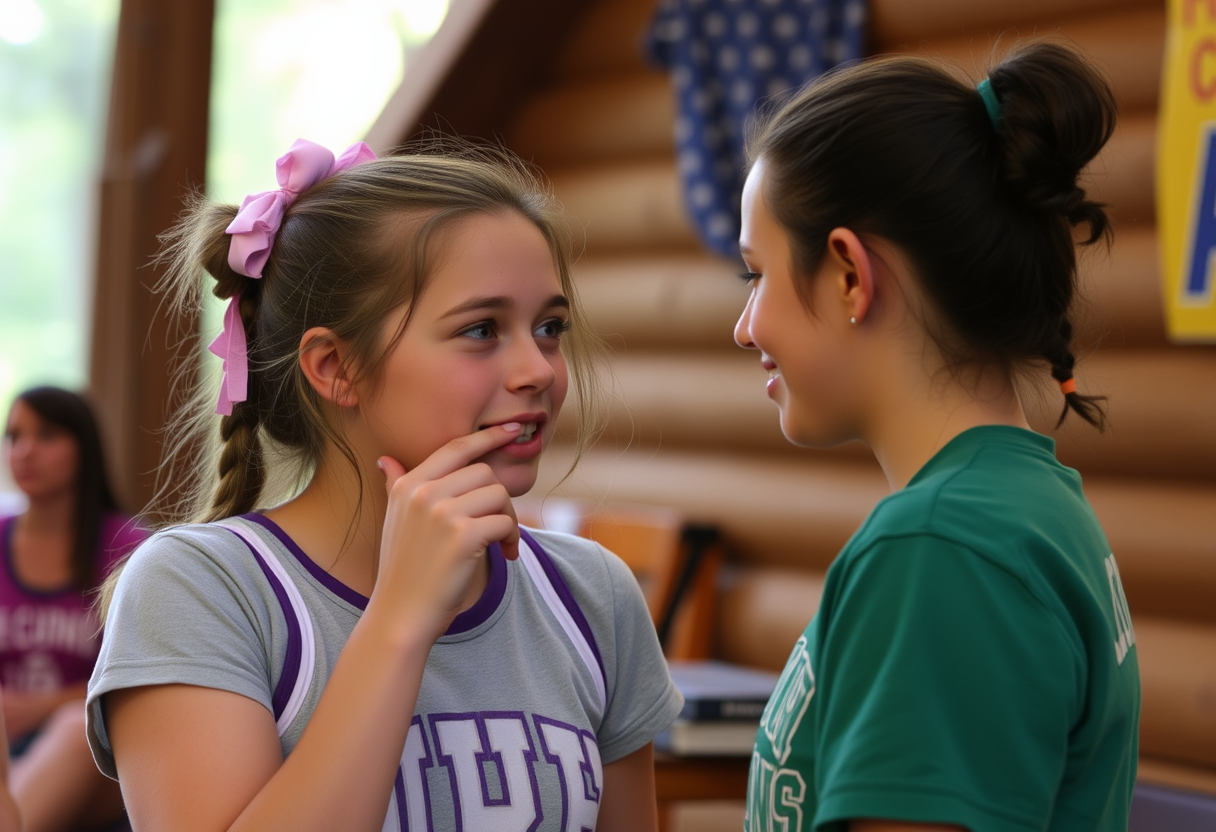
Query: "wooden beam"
90 0 213 515
365 0 595 149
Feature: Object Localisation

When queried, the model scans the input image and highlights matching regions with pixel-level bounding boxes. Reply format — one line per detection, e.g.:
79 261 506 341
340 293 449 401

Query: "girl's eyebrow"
440 294 570 319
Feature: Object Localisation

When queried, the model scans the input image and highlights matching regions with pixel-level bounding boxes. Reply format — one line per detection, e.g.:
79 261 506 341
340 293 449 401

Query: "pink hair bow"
225 138 376 278
209 139 376 415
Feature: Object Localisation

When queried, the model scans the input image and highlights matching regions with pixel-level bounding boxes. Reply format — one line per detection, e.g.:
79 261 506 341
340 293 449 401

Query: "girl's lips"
766 372 781 397
479 413 548 432
760 357 780 397
492 429 545 460
477 413 550 460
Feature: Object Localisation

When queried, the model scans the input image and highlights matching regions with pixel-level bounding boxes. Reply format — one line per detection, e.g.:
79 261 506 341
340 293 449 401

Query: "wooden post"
90 0 213 515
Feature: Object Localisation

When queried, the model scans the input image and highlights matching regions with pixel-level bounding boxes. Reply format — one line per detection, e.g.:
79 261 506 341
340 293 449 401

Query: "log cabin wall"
502 0 1216 795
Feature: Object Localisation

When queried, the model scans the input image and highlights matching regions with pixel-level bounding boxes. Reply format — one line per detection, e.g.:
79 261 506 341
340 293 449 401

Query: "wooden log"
1085 481 1216 625
1137 617 1216 769
524 4 1163 169
1090 110 1156 227
552 0 1162 85
571 226 1166 352
1137 757 1216 796
874 4 1165 114
1026 348 1216 481
574 254 746 349
870 0 1155 48
531 446 1216 624
550 160 700 252
716 565 826 672
1074 227 1167 350
548 112 1154 255
511 72 673 166
566 348 1216 481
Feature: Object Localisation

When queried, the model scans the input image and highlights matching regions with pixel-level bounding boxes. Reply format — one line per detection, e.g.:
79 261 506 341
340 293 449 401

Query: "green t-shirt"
746 426 1140 832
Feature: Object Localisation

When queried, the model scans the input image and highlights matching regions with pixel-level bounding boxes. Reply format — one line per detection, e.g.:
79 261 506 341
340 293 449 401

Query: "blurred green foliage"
0 0 119 409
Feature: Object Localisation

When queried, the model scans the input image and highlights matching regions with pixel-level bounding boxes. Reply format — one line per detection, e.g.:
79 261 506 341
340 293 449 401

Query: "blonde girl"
85 140 681 832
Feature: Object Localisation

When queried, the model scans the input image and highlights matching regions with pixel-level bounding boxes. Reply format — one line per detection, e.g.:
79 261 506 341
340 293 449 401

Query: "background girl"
85 140 680 832
734 42 1139 832
2 385 143 832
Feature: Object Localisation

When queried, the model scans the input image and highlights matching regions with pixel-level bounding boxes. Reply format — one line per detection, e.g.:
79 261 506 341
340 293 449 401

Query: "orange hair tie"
1059 377 1077 396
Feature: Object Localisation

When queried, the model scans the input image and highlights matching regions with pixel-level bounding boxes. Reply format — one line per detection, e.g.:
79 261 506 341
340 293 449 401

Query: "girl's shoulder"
117 520 276 591
518 526 649 617
520 526 629 584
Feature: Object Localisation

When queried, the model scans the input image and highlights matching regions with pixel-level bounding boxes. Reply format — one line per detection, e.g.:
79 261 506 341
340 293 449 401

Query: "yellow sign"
1159 0 1216 341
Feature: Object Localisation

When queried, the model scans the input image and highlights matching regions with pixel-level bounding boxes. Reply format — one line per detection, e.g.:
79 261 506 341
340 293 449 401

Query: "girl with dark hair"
2 385 145 831
735 42 1139 832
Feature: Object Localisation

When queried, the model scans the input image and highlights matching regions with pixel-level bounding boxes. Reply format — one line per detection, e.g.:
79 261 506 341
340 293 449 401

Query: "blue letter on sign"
1186 126 1216 303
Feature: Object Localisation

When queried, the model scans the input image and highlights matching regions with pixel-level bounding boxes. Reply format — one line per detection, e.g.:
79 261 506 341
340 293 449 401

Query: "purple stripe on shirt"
518 528 605 684
242 513 508 635
224 522 301 722
242 513 368 609
446 543 507 635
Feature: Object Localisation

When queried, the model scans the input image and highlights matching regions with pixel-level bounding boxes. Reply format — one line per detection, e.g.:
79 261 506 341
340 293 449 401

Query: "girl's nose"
734 293 757 350
509 338 557 391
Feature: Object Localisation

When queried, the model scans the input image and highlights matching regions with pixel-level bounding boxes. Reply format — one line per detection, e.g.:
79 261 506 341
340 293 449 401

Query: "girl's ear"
298 327 359 408
825 227 875 325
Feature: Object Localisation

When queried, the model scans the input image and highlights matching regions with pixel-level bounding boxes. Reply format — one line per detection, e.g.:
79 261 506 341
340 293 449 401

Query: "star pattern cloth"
645 0 867 258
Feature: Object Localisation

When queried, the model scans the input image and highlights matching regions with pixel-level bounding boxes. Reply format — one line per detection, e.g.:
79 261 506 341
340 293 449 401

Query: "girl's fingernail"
501 422 522 432
376 458 386 472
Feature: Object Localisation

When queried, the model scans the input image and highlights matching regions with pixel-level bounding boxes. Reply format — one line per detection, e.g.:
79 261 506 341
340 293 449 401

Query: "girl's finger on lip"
447 422 523 463
409 423 528 481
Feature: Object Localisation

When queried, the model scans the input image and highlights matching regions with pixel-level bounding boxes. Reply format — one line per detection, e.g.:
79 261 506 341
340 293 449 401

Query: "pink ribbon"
208 296 249 416
210 139 376 415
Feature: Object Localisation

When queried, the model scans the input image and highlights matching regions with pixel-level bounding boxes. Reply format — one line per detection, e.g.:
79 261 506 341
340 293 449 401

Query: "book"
656 718 761 756
655 660 781 756
668 660 780 722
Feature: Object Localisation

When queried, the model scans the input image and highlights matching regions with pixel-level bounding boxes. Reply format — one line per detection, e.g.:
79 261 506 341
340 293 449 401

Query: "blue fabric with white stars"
645 0 867 258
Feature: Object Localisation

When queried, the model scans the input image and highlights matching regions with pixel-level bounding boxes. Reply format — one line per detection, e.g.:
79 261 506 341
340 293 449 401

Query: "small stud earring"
849 316 857 326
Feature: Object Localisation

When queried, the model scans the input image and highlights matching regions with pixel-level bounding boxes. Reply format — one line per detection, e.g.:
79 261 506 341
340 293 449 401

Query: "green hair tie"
976 78 1003 131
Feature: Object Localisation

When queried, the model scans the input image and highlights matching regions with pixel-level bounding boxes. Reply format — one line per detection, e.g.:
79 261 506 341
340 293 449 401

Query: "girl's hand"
372 423 523 640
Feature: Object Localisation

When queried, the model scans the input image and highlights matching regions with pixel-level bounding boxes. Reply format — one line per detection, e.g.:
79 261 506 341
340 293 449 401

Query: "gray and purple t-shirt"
87 514 681 832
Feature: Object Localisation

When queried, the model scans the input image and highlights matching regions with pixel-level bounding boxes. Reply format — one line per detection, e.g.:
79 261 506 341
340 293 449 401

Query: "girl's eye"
459 321 497 341
740 270 761 284
535 318 571 340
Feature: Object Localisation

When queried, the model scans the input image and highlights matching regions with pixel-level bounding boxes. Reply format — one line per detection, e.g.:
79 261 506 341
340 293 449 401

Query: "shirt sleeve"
85 526 277 778
586 542 683 764
814 534 1084 832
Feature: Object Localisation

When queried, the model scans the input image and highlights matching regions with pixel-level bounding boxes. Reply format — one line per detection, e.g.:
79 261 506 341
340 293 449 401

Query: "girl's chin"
487 459 542 500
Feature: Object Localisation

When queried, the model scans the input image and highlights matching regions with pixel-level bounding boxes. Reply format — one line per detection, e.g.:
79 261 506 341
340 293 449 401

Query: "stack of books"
657 660 781 756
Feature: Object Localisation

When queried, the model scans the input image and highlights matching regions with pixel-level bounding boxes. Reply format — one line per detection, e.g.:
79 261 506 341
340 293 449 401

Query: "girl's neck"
10 493 78 588
263 454 494 612
18 491 77 536
264 456 385 596
866 363 1030 491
